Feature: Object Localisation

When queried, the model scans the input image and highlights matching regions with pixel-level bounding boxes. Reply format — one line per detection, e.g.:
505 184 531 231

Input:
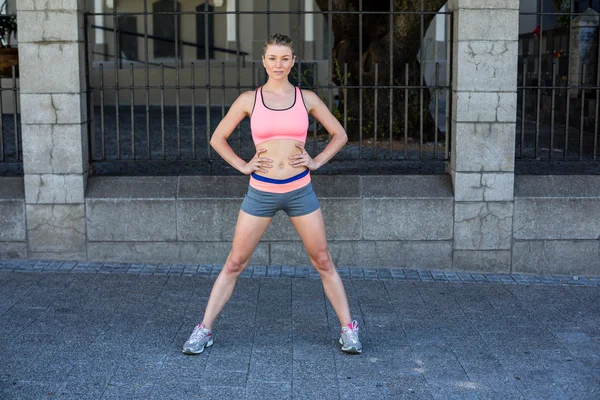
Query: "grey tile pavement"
1 260 600 399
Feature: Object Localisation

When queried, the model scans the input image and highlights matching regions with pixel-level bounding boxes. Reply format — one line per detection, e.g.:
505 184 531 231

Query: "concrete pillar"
17 0 88 260
447 0 519 272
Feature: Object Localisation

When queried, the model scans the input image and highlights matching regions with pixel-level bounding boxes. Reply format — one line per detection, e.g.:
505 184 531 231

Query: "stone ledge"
515 175 600 198
87 175 451 200
448 0 519 10
362 175 453 198
87 176 178 199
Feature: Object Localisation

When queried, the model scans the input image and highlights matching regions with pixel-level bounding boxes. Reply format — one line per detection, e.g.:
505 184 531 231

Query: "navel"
279 163 285 169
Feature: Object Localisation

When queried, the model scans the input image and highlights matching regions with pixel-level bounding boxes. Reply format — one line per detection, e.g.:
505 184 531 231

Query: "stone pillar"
17 0 88 260
447 0 518 272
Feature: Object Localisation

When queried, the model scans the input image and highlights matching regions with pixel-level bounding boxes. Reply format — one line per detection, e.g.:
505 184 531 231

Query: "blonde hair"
263 33 295 56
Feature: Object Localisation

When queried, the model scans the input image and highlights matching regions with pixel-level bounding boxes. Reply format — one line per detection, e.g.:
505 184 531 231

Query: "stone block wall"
84 176 454 269
512 176 600 275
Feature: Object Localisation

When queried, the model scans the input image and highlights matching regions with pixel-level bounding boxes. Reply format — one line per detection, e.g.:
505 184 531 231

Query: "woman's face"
262 44 295 81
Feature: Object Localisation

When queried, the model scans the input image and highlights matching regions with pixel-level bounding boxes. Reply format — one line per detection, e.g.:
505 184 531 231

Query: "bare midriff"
254 139 307 179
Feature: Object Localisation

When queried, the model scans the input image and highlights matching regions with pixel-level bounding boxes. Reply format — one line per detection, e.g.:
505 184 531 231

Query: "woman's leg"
200 210 272 329
289 208 352 328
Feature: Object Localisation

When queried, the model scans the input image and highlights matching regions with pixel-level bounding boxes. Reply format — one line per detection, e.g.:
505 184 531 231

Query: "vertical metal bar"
11 66 17 160
113 3 120 160
174 0 181 158
433 8 439 155
160 63 165 159
344 63 348 159
314 61 319 152
191 62 196 159
419 0 424 159
445 9 452 161
373 63 378 159
521 63 526 158
297 0 302 86
434 62 440 159
358 0 363 159
550 62 556 159
564 0 574 159
236 0 242 155
205 1 211 159
579 63 586 159
83 13 95 165
389 0 394 159
129 63 135 158
267 0 271 37
595 34 600 159
534 0 543 159
328 0 333 109
100 63 106 160
221 62 226 119
404 63 409 159
0 78 3 161
252 61 256 90
143 0 150 159
564 85 571 159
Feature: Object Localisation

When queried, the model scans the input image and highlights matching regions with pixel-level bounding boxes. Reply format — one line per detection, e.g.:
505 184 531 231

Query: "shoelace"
343 320 359 343
190 325 210 342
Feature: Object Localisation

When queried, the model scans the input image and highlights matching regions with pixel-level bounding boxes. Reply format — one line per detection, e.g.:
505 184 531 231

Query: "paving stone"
390 268 406 280
182 264 199 276
295 266 309 278
210 264 223 278
281 265 295 277
376 268 392 280
252 265 266 278
246 382 291 400
239 266 254 278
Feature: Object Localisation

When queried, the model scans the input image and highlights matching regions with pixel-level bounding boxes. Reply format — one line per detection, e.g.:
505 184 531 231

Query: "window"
196 3 215 59
152 0 181 59
118 16 138 61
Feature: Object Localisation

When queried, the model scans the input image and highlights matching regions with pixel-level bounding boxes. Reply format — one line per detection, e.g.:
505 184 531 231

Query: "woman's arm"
299 90 348 170
210 91 272 175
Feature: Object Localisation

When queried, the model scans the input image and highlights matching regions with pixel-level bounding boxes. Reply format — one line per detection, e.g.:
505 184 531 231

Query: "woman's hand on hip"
242 148 273 175
289 143 318 170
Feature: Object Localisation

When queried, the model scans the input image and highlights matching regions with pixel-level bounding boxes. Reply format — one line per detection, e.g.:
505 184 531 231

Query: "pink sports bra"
250 86 309 146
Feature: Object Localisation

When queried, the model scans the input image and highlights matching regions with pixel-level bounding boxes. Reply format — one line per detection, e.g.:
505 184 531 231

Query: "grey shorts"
240 182 321 218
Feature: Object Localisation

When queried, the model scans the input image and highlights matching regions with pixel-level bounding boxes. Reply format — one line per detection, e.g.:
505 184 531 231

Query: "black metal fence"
0 65 21 176
518 1 600 163
84 1 453 176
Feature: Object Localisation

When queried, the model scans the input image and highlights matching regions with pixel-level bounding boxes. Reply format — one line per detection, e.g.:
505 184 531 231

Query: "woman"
183 33 362 355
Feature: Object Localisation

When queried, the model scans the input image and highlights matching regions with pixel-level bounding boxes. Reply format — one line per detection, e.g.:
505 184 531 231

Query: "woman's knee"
224 253 250 275
309 250 334 273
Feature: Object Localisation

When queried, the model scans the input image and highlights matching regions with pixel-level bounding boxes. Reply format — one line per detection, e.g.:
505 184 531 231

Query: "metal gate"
84 0 453 176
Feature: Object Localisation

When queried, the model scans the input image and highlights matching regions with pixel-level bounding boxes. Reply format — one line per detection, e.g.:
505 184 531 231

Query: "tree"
314 0 447 144
0 1 17 49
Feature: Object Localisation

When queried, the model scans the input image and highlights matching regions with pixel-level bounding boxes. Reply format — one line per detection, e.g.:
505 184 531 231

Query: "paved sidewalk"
1 261 600 399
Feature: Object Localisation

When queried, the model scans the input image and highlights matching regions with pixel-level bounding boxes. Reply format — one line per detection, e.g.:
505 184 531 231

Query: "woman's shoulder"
232 90 258 112
299 88 322 112
299 88 316 98
240 89 258 101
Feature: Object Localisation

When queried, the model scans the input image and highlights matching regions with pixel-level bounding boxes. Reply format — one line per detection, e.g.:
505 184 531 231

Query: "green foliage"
0 1 16 48
554 0 571 28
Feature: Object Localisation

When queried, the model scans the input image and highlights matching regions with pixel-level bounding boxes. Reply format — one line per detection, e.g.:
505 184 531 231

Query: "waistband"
249 169 311 193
